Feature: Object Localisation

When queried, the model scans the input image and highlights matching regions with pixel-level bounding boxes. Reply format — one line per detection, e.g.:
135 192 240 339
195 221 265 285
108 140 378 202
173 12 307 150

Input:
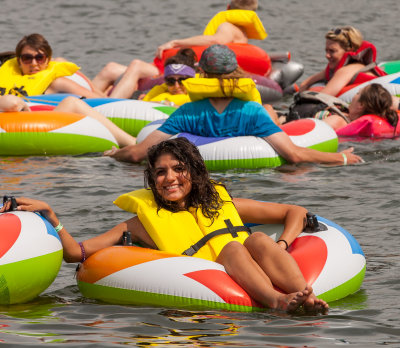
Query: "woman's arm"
323 114 348 130
319 64 364 96
0 197 156 262
46 76 106 98
264 131 362 165
298 70 325 92
233 198 307 248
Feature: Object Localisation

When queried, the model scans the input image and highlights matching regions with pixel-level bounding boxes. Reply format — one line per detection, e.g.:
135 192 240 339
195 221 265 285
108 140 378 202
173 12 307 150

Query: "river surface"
1 0 400 346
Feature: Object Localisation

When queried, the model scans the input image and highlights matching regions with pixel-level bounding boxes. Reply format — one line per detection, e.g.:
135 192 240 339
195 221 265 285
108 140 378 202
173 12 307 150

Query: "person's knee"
244 232 274 255
219 241 245 259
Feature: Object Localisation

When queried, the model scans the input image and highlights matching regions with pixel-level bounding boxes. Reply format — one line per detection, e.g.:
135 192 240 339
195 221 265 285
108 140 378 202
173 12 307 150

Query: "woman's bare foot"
275 285 329 314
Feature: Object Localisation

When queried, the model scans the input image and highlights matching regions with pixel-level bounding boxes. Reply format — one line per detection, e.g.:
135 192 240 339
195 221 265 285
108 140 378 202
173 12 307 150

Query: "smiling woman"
298 26 386 96
0 33 104 97
0 137 329 313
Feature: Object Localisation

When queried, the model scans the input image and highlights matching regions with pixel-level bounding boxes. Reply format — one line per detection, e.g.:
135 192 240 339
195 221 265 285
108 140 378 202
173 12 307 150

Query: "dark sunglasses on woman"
19 53 47 64
165 76 189 86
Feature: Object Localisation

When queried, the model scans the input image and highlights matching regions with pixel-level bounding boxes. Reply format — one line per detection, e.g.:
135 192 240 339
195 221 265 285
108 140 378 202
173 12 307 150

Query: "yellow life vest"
0 58 80 96
142 84 192 106
182 77 262 104
114 184 251 261
203 10 267 40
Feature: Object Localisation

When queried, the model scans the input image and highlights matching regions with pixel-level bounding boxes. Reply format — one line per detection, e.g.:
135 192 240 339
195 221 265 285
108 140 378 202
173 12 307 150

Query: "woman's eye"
174 166 185 172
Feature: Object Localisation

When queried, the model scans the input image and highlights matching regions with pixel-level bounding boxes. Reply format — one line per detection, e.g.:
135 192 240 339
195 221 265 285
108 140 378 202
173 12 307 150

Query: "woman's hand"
340 147 363 165
156 40 177 59
0 95 30 112
1 197 59 226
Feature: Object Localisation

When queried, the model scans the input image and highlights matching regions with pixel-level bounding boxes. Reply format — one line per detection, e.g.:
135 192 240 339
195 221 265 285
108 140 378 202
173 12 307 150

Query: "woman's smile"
154 153 192 207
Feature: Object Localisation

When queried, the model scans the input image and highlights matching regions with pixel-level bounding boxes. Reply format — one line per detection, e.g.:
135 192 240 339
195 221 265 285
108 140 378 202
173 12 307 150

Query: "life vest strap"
182 219 252 256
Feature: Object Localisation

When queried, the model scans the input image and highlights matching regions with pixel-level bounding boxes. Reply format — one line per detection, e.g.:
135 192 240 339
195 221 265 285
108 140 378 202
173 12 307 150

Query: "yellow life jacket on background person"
142 84 192 106
0 58 79 96
203 10 267 40
114 184 251 261
182 77 262 104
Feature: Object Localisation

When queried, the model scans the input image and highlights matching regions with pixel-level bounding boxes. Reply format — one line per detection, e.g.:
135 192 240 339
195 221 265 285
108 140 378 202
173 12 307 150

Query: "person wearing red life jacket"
299 26 386 96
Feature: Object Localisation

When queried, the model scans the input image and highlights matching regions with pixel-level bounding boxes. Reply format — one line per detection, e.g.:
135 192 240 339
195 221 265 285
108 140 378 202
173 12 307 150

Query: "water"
1 0 400 346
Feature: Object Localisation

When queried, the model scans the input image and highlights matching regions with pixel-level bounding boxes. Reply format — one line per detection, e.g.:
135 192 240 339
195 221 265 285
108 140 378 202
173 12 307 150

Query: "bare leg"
109 59 159 99
92 62 128 93
55 96 136 147
244 232 328 312
216 236 328 313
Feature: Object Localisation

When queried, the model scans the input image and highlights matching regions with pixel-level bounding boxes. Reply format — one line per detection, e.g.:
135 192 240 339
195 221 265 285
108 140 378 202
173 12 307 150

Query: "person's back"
156 0 263 58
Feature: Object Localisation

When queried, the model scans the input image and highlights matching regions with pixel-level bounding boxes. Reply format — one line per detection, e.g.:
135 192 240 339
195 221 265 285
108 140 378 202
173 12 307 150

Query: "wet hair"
15 33 52 59
325 26 363 52
201 67 249 97
164 48 197 69
144 137 225 221
359 83 398 128
229 0 258 11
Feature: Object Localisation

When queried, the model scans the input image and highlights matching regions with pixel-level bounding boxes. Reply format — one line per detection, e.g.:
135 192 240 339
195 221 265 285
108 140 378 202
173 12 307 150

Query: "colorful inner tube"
0 111 118 156
76 216 366 311
154 43 272 76
336 113 400 139
0 211 63 304
338 72 400 103
27 94 176 137
137 118 339 170
378 60 400 75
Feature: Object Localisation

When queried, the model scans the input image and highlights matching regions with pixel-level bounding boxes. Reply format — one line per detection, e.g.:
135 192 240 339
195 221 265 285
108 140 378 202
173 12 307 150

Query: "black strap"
182 219 251 256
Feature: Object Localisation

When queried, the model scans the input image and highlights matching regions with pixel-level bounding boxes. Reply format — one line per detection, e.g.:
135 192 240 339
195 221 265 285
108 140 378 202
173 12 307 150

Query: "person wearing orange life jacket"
0 33 105 98
299 26 386 96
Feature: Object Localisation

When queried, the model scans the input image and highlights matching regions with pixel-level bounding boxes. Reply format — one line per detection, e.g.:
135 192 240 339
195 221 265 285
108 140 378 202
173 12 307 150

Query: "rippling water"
1 0 400 346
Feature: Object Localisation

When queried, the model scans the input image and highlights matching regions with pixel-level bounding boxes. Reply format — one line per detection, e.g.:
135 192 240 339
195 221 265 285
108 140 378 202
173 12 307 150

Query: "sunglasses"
332 28 353 50
19 53 47 64
165 76 189 86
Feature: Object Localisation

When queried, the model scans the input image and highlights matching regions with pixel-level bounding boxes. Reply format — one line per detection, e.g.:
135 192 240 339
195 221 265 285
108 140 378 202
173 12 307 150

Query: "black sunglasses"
19 53 47 64
165 76 189 86
331 28 353 50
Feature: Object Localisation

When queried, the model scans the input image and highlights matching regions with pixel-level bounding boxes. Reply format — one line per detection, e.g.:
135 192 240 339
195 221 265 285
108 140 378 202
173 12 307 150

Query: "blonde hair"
229 0 258 11
325 26 363 52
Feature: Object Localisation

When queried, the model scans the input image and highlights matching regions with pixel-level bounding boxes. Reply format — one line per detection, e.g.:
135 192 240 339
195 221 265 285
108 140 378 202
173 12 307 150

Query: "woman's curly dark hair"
144 137 225 222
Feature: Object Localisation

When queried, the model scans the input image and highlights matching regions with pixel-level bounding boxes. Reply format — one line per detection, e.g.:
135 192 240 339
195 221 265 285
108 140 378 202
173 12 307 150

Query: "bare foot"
285 285 314 313
303 294 329 314
275 285 328 314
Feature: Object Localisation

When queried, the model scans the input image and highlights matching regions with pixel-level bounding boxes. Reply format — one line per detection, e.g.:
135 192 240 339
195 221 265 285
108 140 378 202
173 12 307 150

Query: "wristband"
277 239 288 250
341 153 347 166
78 242 87 263
54 222 64 233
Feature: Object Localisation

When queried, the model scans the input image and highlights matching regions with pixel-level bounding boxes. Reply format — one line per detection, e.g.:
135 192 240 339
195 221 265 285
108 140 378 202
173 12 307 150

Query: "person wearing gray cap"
105 45 363 166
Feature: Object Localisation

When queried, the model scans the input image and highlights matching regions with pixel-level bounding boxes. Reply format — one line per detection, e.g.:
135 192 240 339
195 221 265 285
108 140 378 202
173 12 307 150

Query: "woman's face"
18 45 49 75
165 74 188 95
325 39 347 70
154 153 192 207
348 89 365 120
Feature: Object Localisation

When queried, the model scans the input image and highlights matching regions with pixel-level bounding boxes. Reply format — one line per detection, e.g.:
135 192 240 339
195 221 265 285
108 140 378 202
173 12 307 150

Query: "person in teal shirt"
105 44 362 166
